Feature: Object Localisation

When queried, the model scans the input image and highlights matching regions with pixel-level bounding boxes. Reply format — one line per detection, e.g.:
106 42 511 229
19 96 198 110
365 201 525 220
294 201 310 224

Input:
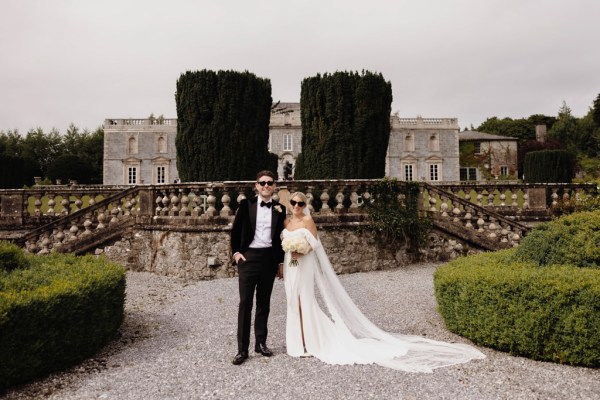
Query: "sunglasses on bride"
290 200 306 207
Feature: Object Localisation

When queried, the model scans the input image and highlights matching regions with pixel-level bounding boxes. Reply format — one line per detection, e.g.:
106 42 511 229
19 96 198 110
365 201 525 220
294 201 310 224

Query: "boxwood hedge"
434 249 600 367
511 210 600 268
0 250 126 390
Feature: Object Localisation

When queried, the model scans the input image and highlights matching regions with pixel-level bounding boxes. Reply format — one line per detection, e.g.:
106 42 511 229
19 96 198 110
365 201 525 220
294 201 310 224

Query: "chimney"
535 124 547 143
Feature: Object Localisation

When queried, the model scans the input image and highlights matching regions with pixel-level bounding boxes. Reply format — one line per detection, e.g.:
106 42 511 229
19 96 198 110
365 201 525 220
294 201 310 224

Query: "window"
403 164 414 181
429 134 439 151
404 134 414 152
474 142 481 154
128 167 137 184
500 166 508 177
460 167 477 181
429 163 441 181
157 166 165 184
283 134 292 151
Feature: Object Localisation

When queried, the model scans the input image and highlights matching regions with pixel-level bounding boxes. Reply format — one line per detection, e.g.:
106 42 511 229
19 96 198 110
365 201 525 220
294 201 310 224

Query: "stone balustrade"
1 180 597 255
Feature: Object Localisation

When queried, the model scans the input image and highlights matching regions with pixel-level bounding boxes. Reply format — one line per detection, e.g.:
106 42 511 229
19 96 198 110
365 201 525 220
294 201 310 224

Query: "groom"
230 170 286 365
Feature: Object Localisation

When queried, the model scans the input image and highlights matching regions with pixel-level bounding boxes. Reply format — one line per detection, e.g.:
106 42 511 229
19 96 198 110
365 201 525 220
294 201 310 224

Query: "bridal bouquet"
281 236 312 267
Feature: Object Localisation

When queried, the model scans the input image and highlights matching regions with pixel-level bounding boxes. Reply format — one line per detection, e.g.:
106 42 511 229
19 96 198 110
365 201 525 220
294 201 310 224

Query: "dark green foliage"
364 178 431 253
47 154 95 184
434 250 600 367
0 241 29 272
0 253 126 390
295 71 392 179
523 150 574 183
175 69 274 181
512 211 600 268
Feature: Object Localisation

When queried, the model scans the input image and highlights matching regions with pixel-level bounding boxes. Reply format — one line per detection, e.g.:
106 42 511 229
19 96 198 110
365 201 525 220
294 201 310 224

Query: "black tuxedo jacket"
230 197 286 265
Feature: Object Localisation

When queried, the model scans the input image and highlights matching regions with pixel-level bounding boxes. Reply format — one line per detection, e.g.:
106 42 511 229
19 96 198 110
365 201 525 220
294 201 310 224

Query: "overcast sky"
2 0 600 134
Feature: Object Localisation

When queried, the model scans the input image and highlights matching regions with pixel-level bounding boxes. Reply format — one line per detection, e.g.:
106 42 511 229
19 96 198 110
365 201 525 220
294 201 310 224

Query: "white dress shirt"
249 196 273 248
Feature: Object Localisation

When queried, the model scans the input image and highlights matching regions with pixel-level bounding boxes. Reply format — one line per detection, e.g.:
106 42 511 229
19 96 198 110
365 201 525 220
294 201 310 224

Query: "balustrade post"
53 226 65 251
69 220 80 241
169 190 180 216
487 191 495 208
220 191 232 217
319 188 333 215
180 189 190 217
96 208 107 230
334 187 346 214
349 186 360 213
440 196 449 217
305 186 315 215
82 213 93 236
46 194 56 216
476 190 484 207
33 194 42 216
202 188 217 218
464 207 473 229
488 217 497 239
60 197 70 216
73 195 83 213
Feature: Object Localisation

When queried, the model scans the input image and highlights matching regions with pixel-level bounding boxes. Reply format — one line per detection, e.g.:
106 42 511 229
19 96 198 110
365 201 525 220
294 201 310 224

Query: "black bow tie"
260 201 272 208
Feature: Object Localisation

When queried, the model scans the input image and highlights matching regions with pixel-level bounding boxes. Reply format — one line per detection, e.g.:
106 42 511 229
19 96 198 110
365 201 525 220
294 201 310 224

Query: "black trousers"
237 247 277 352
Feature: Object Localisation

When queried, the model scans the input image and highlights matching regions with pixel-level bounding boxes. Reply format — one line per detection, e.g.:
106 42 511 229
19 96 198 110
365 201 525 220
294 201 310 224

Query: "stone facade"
103 119 178 185
458 130 518 181
385 116 460 182
103 106 462 184
268 103 302 179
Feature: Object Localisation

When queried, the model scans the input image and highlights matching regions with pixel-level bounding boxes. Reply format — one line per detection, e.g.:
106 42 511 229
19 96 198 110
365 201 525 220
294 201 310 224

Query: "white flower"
281 236 312 267
274 205 283 213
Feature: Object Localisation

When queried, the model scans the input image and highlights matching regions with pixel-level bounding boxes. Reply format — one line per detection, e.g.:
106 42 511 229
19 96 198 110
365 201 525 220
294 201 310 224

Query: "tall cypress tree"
175 70 275 181
295 71 392 179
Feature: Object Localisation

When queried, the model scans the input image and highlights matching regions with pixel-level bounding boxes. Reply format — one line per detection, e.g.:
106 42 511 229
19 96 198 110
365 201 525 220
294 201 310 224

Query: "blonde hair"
290 192 307 202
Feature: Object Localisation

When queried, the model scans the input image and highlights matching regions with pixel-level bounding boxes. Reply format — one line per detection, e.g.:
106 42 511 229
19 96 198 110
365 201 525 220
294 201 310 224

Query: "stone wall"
102 223 474 281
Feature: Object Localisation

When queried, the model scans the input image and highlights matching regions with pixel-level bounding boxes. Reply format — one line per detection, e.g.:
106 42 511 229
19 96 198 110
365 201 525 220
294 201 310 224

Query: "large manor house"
103 103 517 185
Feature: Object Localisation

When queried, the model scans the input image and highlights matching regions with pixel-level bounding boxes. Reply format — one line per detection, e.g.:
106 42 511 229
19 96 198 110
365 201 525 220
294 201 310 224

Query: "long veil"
301 227 485 372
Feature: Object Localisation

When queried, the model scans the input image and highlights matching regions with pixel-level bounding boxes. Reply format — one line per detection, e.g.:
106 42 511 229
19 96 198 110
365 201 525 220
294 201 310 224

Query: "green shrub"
0 253 126 390
511 210 600 268
434 250 600 367
0 241 29 272
523 149 575 183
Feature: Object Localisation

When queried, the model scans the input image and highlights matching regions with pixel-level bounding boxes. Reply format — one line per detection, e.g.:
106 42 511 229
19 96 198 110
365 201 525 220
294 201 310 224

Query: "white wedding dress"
282 228 485 372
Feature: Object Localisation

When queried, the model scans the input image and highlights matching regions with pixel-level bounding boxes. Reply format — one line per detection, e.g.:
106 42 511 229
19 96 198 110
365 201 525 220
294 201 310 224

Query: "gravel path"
3 263 599 400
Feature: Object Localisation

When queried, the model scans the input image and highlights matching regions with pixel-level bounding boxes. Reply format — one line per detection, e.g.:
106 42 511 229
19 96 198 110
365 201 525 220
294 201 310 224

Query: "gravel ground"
3 263 599 400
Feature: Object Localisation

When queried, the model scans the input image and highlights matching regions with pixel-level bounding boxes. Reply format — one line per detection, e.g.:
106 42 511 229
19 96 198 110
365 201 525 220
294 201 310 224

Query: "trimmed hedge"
0 252 126 390
511 210 600 268
434 250 600 367
0 241 29 272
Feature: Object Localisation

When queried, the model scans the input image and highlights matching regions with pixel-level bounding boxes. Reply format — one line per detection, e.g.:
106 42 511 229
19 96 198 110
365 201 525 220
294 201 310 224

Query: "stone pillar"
526 187 547 210
0 194 25 225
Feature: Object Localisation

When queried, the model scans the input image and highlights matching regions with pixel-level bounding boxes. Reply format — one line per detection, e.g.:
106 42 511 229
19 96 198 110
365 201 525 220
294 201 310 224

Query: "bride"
281 192 485 372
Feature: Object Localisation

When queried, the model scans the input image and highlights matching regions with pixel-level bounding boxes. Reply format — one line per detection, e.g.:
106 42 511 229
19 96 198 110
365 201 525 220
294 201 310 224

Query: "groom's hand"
234 252 246 264
277 263 283 280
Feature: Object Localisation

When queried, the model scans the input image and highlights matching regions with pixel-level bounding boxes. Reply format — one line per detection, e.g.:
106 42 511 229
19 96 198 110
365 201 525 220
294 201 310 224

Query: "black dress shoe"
232 351 248 365
255 343 274 357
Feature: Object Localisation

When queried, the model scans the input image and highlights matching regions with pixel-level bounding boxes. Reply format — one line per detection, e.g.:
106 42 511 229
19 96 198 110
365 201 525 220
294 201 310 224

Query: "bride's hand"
291 251 301 260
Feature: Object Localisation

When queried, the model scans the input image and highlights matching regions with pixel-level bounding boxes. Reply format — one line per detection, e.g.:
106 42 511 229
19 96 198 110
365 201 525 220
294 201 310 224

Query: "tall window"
474 142 482 154
403 164 414 181
283 134 292 151
157 166 165 184
429 163 440 181
404 134 414 152
500 166 508 177
128 167 137 184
